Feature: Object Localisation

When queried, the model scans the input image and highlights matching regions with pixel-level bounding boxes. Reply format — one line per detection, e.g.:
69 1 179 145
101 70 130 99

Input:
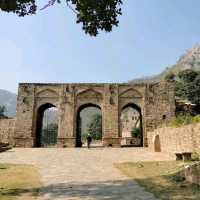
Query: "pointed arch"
120 88 143 98
77 89 102 99
36 89 58 98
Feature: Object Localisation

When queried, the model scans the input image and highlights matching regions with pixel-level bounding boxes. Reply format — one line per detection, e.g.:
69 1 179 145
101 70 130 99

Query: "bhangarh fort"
0 82 176 148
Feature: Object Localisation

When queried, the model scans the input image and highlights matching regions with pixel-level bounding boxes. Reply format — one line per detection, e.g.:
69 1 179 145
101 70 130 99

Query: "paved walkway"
0 148 173 200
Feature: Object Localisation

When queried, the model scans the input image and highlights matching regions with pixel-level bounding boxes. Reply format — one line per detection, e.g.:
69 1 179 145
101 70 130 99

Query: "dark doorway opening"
76 104 102 147
35 103 58 147
120 103 143 147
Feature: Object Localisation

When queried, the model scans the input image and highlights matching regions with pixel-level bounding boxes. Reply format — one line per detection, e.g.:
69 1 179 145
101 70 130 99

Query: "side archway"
35 103 58 147
120 103 143 147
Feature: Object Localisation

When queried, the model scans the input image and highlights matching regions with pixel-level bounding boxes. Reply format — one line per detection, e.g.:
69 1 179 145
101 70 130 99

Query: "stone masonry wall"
0 119 16 145
148 123 200 153
12 82 175 147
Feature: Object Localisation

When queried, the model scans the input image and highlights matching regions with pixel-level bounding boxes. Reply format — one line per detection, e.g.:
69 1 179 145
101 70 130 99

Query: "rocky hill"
130 44 200 83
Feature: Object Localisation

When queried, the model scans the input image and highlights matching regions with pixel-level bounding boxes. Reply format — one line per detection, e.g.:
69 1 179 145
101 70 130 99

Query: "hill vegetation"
165 69 200 110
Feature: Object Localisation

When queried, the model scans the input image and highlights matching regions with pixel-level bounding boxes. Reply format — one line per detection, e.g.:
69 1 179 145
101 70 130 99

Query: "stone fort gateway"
2 82 175 148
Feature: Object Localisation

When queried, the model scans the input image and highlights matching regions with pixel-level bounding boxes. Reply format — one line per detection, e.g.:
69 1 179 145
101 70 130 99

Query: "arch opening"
154 135 161 152
120 103 143 147
76 104 102 148
35 103 58 147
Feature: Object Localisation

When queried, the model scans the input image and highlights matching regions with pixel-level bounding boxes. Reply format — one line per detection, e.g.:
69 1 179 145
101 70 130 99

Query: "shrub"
167 115 200 127
192 115 200 123
171 175 185 183
191 152 200 161
168 115 193 127
131 127 141 138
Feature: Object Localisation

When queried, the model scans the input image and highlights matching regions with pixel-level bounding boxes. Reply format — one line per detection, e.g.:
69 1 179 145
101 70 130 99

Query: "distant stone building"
121 108 140 138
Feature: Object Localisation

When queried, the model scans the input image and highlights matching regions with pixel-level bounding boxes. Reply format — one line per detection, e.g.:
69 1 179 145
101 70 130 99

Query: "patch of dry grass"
0 163 41 200
116 161 200 200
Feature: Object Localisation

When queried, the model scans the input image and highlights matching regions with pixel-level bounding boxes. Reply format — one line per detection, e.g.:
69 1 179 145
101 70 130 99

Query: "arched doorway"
35 103 58 147
120 103 143 147
76 104 102 147
154 135 161 152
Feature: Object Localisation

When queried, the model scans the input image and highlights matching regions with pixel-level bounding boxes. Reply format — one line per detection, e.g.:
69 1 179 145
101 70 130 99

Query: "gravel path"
0 148 173 200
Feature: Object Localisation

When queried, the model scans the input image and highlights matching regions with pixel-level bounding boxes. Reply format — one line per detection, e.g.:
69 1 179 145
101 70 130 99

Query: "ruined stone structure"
1 82 175 148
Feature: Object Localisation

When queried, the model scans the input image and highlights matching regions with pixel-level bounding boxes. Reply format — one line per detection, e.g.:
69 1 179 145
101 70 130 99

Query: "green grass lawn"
0 164 41 200
116 161 200 200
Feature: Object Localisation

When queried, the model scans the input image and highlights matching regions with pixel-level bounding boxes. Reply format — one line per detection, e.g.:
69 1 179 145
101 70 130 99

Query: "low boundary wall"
0 119 16 145
148 123 200 153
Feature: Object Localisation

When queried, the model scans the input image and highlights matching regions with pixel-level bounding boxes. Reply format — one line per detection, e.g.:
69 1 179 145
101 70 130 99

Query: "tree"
42 123 58 145
87 113 102 140
0 105 7 118
178 69 198 83
164 69 200 110
0 0 122 36
164 72 176 83
131 127 141 138
189 74 200 105
164 69 200 108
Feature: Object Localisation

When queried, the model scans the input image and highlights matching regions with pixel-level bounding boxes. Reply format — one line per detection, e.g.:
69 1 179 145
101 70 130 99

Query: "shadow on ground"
39 180 141 200
0 180 155 200
2 177 199 200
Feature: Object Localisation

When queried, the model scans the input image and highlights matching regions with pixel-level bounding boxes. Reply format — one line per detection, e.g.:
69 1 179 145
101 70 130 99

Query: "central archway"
35 103 58 147
76 104 102 147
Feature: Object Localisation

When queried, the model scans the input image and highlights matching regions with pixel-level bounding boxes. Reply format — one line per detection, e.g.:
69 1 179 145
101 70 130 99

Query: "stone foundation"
14 137 34 147
102 138 121 147
57 138 76 148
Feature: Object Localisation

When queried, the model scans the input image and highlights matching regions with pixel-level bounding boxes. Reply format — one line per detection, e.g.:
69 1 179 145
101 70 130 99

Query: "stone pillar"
103 84 120 147
57 84 76 147
14 84 35 147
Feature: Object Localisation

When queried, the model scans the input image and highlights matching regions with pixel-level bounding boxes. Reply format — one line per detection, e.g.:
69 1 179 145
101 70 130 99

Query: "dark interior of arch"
76 104 102 147
121 103 143 147
35 103 58 147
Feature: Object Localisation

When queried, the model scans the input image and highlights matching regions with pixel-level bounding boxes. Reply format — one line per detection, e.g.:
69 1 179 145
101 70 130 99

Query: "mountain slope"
0 89 17 117
130 44 200 83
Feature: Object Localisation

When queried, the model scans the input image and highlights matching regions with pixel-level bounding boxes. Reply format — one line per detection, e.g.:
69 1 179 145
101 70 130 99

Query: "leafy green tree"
87 113 102 140
189 74 200 105
0 0 122 36
176 70 200 105
42 123 58 145
165 69 200 112
164 72 176 83
0 105 7 118
165 70 200 107
131 127 141 138
178 69 198 83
